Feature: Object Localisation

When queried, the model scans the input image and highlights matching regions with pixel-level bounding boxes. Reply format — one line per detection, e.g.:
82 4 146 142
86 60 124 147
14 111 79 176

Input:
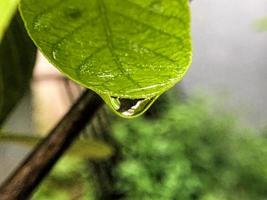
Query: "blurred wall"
184 0 267 127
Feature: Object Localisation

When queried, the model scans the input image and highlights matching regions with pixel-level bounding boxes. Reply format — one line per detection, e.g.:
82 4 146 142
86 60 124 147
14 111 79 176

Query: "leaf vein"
116 35 178 64
110 10 181 41
51 15 100 55
98 0 141 88
31 0 64 30
125 0 182 21
77 45 106 74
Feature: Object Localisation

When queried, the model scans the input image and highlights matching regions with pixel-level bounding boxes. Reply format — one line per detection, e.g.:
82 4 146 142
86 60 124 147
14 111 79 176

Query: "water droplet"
33 21 41 31
52 50 58 60
110 97 121 110
33 20 48 31
103 95 158 118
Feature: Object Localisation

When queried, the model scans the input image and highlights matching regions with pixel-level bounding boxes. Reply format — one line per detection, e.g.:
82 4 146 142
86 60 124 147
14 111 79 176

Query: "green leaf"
68 139 113 159
254 16 267 32
0 0 20 40
0 132 40 146
0 131 114 160
19 0 191 117
0 13 36 125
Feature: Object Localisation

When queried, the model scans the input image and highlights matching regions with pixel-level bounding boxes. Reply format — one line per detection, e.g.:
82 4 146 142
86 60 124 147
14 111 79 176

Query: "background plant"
31 93 267 200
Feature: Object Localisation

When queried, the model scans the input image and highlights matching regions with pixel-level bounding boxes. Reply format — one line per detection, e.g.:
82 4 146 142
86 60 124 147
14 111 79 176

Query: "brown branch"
0 90 103 200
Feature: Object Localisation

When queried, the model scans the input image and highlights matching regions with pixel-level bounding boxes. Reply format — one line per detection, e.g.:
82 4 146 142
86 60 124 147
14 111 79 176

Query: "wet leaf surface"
20 0 191 117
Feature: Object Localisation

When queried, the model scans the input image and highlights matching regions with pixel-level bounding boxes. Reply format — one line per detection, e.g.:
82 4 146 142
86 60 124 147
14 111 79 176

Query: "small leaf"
0 132 113 159
0 13 36 125
0 0 20 40
20 0 192 117
253 16 267 32
69 139 113 159
0 132 40 146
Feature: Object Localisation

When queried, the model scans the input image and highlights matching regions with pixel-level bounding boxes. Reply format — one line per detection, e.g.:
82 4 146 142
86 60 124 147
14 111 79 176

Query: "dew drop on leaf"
103 95 158 118
20 0 192 118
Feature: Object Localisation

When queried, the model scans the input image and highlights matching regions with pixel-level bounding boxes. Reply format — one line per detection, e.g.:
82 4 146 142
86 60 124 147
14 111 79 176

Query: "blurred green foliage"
0 13 36 125
33 95 267 200
254 16 267 31
0 132 114 159
113 96 267 200
32 157 94 200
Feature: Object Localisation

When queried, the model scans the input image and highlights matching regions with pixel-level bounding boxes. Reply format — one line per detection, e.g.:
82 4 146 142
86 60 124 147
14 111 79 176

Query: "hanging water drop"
103 95 158 118
110 97 121 110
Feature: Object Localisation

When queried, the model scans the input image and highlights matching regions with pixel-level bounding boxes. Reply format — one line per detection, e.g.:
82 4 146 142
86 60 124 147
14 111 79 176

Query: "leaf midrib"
20 0 191 99
98 0 141 89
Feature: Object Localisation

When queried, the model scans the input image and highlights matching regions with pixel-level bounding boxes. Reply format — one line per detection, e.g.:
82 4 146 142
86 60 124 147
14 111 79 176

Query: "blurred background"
0 0 267 199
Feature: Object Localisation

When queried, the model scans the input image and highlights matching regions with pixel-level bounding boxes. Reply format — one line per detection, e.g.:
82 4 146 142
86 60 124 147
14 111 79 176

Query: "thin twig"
0 90 103 200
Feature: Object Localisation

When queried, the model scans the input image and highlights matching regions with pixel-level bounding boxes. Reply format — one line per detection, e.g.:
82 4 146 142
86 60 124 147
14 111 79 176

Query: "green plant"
30 95 267 200
0 0 19 39
254 16 267 31
0 131 113 159
0 1 192 198
1 1 266 200
19 0 192 117
112 96 267 200
32 156 95 200
0 13 36 125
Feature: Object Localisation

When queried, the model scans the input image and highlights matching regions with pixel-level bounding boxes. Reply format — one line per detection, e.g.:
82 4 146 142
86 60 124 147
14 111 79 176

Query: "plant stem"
0 90 103 200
